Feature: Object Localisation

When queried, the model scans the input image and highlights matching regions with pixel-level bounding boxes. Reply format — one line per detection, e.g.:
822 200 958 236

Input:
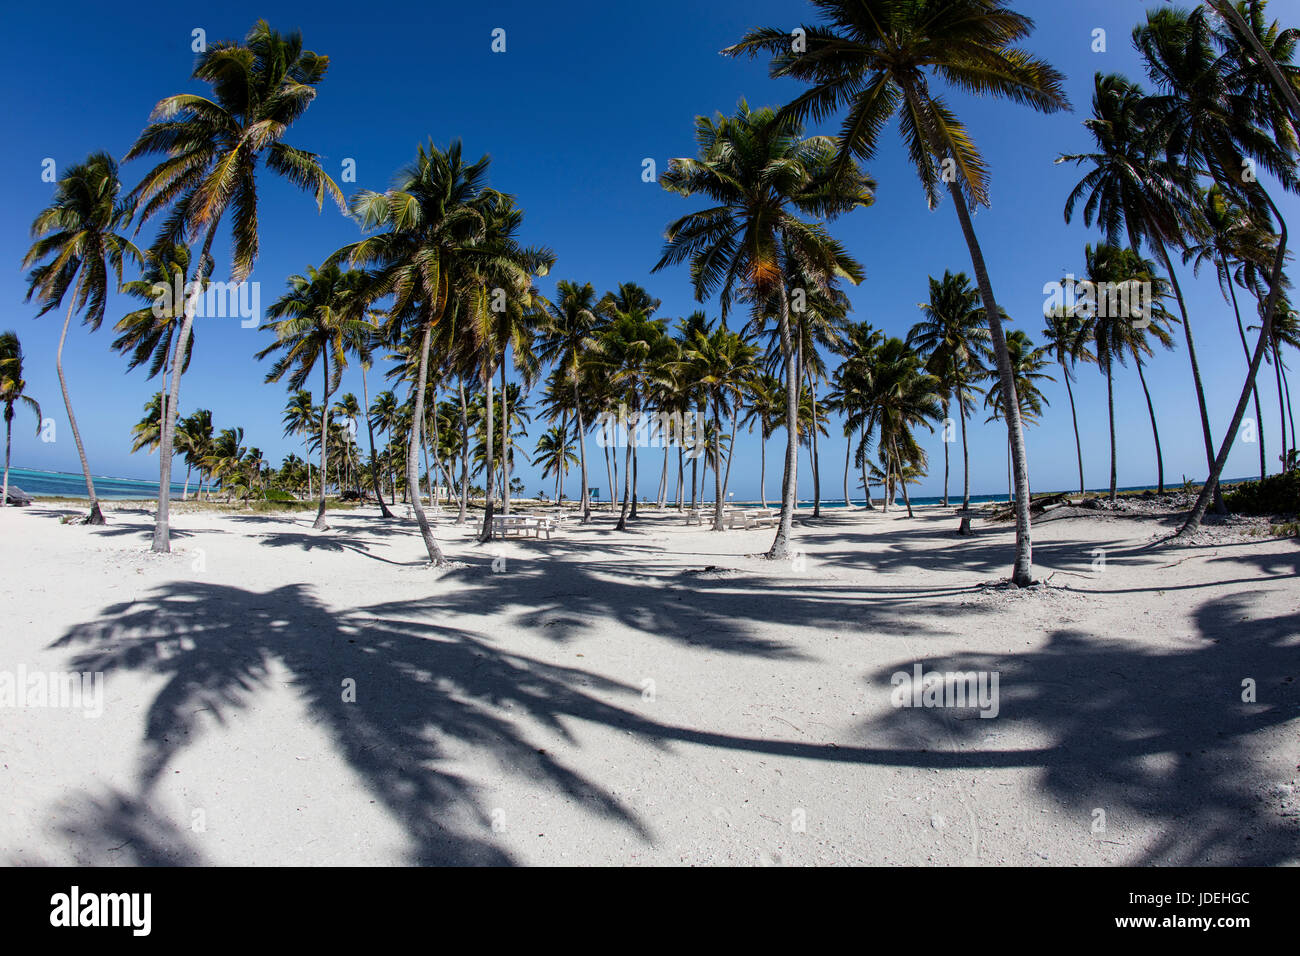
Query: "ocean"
6 468 1238 505
3 468 188 501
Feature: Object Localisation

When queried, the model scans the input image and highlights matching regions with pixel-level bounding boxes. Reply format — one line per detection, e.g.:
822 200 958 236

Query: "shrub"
1224 470 1300 515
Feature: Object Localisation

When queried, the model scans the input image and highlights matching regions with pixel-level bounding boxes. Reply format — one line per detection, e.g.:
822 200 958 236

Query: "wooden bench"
490 514 555 539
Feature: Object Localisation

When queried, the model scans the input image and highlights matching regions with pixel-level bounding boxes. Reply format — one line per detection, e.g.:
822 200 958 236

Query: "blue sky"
4 0 1299 501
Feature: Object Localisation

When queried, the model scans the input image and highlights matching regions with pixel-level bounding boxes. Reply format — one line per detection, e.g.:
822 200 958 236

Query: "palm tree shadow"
49 581 654 865
861 592 1300 864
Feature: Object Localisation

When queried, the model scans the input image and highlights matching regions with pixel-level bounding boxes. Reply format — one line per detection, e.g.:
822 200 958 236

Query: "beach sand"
1 500 1296 866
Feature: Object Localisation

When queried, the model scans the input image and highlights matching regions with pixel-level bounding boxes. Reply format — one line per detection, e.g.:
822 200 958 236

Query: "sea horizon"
6 466 1247 506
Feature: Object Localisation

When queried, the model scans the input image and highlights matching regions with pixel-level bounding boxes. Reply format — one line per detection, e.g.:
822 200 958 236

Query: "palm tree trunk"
457 381 469 522
1180 188 1289 537
720 405 739 507
904 78 1031 583
959 392 970 511
480 360 496 542
314 360 333 531
808 368 821 518
767 283 799 560
676 446 684 510
362 363 394 518
3 411 12 509
944 185 1032 583
574 380 590 522
500 360 511 517
153 219 218 550
842 431 851 508
616 400 635 531
630 422 640 520
1284 360 1295 467
658 444 669 508
56 292 104 524
759 432 768 509
407 323 445 563
861 429 873 511
1104 361 1118 503
894 435 914 518
1155 239 1224 513
1226 259 1267 479
305 433 313 502
941 398 950 507
1274 341 1288 470
1134 357 1164 494
1061 367 1084 494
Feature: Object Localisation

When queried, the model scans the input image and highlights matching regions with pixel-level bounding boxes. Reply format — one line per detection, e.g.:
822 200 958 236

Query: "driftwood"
984 491 1070 523
3 484 33 506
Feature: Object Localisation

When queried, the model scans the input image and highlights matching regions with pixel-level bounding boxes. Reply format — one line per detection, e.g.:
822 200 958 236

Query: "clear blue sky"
5 0 1299 500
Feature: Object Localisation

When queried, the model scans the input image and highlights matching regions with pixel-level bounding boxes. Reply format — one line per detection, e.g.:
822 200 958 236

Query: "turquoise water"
3 467 188 500
8 468 1240 504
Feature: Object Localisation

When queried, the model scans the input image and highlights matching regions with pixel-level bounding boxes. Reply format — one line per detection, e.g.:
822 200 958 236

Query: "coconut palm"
175 407 212 501
113 240 196 456
356 315 395 517
534 426 578 503
826 322 883 509
130 393 166 455
535 280 602 521
22 152 142 524
257 264 370 529
728 0 1069 584
368 389 402 505
205 427 247 500
0 331 41 509
907 270 991 511
281 390 317 501
653 100 871 557
984 329 1052 503
1040 308 1094 494
738 373 783 509
594 311 676 531
857 337 944 519
684 325 759 529
126 20 345 551
1183 184 1277 479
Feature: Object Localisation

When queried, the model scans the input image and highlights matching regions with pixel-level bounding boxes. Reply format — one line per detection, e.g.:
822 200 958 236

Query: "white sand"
1 500 1296 866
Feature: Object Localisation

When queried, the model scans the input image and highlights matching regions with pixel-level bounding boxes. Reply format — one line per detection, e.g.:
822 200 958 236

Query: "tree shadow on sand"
45 580 657 865
860 592 1300 864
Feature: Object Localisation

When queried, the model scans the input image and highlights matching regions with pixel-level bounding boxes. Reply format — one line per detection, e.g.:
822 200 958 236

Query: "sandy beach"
1 502 1295 866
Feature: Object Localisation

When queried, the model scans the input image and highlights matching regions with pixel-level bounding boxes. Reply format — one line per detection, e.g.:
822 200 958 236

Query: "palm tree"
594 311 676 531
907 271 991 512
536 280 602 521
1184 185 1275 479
332 392 362 494
356 315 396 517
984 330 1052 504
653 100 871 558
728 0 1069 585
859 338 944 518
1040 308 1094 494
826 322 883 509
257 265 370 529
282 390 317 501
205 427 246 500
738 373 783 509
534 426 578 503
684 325 759 530
0 331 41 509
336 141 506 564
369 389 401 506
175 408 212 501
130 393 166 455
22 152 142 524
126 20 345 551
113 240 196 454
